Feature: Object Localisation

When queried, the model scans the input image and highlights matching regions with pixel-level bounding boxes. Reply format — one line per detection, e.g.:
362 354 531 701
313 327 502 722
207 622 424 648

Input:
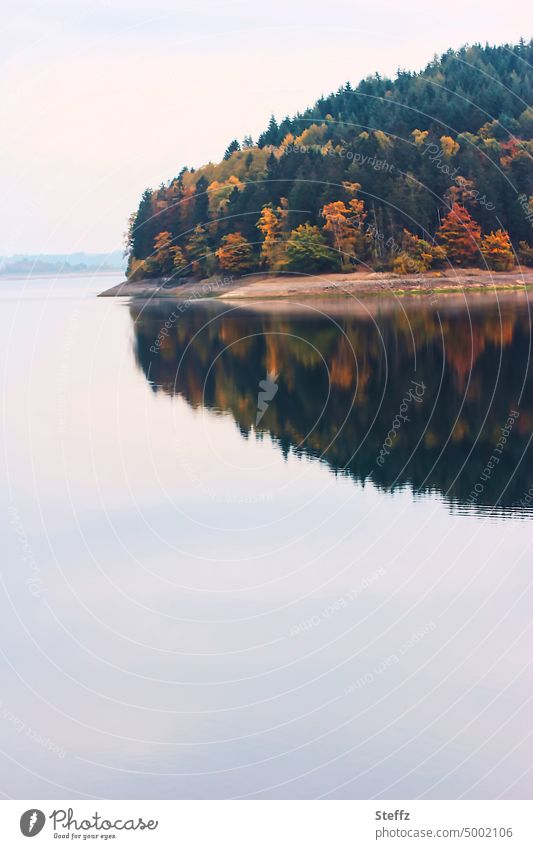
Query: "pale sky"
1 0 531 254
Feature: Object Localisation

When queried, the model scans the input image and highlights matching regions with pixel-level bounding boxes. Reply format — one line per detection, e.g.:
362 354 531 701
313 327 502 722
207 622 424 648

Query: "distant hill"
126 39 533 281
0 251 126 277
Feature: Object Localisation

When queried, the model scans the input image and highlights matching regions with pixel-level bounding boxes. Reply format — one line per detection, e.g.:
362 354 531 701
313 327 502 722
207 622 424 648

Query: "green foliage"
285 224 336 272
186 225 214 277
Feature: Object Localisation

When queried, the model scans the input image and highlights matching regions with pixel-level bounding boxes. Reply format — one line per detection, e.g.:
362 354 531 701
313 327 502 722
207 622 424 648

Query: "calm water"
1 274 532 799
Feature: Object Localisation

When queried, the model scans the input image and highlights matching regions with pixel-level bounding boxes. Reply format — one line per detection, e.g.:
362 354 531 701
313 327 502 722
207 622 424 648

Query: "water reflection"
130 296 533 516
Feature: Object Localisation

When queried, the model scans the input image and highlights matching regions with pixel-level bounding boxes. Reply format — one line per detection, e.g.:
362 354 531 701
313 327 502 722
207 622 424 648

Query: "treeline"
126 40 533 281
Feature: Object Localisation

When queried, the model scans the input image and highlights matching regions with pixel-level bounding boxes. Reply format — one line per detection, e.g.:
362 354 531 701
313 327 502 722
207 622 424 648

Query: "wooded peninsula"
122 40 533 294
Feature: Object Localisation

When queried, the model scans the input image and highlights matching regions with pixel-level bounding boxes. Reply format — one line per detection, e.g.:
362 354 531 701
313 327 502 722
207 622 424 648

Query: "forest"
126 40 533 281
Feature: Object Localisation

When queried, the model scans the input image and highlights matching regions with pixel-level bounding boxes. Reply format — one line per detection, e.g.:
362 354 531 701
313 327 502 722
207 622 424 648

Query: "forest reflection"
130 296 533 516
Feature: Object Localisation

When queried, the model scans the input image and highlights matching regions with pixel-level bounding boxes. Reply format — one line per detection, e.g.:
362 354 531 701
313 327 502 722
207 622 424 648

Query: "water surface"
1 275 532 799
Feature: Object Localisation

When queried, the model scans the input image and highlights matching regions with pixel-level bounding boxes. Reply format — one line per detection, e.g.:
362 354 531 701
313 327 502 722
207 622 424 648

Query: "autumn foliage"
392 230 447 274
481 229 516 270
215 232 254 272
126 42 533 282
436 203 482 266
256 198 290 270
321 191 367 270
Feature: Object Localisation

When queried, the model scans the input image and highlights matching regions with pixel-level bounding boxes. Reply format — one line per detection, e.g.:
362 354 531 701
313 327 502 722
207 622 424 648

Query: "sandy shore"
99 267 533 301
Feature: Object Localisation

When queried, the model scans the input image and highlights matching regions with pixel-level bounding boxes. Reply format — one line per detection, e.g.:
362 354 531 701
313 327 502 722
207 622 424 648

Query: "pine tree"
194 176 210 225
223 139 241 160
130 189 154 261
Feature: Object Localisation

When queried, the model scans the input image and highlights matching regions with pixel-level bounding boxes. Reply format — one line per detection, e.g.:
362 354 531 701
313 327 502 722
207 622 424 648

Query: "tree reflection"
130 297 533 515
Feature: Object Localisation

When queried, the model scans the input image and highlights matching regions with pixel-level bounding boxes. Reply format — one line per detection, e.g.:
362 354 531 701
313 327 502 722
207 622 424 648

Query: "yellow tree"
321 194 367 270
152 231 174 275
170 245 188 277
256 198 289 270
481 229 515 270
440 135 460 158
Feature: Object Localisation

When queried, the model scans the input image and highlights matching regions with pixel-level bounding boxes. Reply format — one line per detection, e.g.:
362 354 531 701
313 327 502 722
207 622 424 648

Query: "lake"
1 274 532 799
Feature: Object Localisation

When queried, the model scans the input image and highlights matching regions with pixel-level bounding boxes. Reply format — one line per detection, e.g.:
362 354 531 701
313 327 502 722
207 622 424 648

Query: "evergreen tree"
223 139 241 160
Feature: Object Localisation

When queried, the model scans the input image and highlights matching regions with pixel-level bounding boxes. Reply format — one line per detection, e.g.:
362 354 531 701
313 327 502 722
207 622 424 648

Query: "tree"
258 115 279 147
440 135 460 158
194 176 210 225
170 245 188 277
152 231 174 275
256 199 290 270
125 42 533 279
128 188 154 266
444 177 477 209
285 224 335 273
186 225 213 277
481 229 515 270
519 241 533 266
392 229 447 273
216 232 254 272
436 203 482 265
223 139 241 160
321 194 367 270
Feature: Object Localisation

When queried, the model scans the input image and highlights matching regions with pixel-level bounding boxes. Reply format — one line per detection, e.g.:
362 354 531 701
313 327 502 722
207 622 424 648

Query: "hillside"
126 40 533 282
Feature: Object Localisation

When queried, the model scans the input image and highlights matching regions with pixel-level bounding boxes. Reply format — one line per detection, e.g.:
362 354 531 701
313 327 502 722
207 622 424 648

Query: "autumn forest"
126 41 533 281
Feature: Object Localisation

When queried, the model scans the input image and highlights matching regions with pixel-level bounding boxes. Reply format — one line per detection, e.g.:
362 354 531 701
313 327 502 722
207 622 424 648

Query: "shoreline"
98 268 533 302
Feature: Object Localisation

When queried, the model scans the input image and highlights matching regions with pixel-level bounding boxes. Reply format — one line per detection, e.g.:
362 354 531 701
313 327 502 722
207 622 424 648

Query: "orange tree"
216 232 254 272
436 203 482 265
